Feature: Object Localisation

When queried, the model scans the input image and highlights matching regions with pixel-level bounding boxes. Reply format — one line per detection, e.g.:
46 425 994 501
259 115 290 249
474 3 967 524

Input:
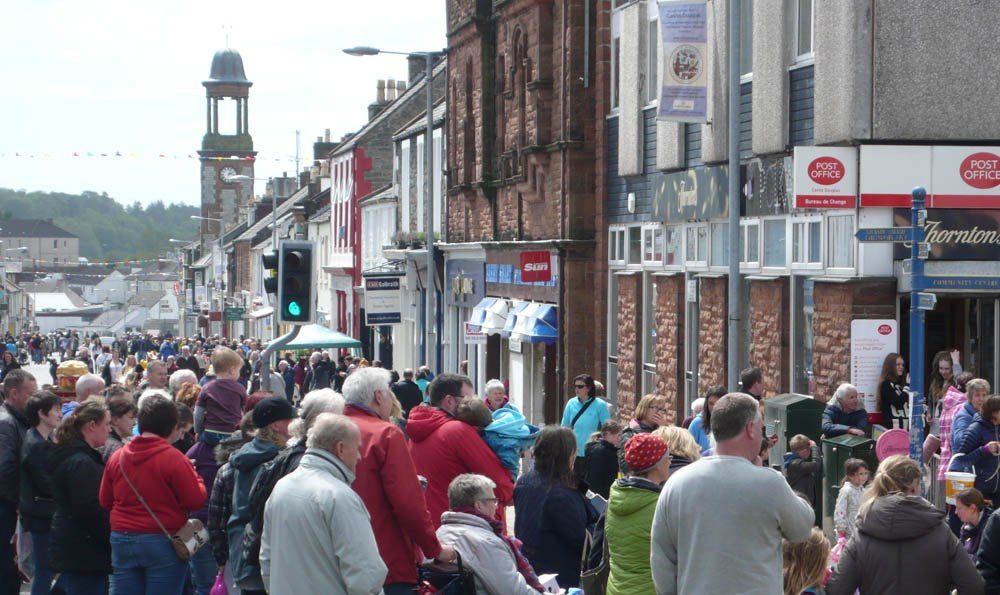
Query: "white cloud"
0 0 446 206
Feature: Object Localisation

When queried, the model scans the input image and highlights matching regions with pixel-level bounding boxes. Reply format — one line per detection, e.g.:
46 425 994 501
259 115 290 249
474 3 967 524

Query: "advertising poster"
657 0 708 123
850 319 899 412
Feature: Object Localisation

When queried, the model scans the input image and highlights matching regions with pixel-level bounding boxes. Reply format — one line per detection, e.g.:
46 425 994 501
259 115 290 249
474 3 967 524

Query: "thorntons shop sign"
862 145 1000 208
892 209 1000 260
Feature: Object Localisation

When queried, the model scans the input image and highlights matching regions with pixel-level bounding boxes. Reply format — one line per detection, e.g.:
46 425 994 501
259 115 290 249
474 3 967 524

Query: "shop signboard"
657 0 709 123
850 319 899 412
892 209 1000 260
862 145 1000 208
223 307 244 321
793 146 857 209
743 156 792 216
364 276 402 325
464 321 487 345
445 260 485 308
653 164 729 222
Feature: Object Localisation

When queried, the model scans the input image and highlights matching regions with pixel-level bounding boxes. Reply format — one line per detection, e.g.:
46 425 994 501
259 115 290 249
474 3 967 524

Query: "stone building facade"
608 0 1000 425
444 0 608 424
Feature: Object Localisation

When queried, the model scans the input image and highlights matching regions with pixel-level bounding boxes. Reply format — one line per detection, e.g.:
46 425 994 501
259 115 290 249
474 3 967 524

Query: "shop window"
685 225 707 265
643 225 664 265
710 222 730 267
664 226 682 266
741 221 760 265
828 215 855 269
791 219 822 266
628 226 642 265
763 219 786 268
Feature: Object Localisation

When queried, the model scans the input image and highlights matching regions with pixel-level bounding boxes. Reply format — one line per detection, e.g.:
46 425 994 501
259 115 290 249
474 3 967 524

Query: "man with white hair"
62 373 106 415
343 367 455 593
651 393 813 594
260 413 387 594
168 368 198 396
822 383 868 438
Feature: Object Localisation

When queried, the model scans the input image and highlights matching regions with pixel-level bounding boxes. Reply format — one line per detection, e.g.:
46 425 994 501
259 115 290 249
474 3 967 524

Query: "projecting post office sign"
893 209 1000 260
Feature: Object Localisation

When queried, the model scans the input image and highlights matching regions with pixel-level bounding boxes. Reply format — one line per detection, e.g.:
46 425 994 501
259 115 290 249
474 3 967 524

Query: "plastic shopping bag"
210 571 227 595
830 533 848 566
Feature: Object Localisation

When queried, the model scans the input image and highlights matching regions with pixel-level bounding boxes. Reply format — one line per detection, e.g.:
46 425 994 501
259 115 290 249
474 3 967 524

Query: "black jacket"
514 471 600 588
583 439 619 499
978 508 1000 593
784 445 822 504
49 439 112 575
19 428 56 532
309 360 334 390
391 380 424 418
0 402 29 506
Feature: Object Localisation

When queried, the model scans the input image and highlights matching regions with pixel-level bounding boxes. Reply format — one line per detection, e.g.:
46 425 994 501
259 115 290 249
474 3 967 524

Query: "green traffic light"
287 301 301 317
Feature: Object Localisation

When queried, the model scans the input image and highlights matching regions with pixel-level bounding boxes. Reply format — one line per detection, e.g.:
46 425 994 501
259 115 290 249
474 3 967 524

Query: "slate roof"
0 219 76 238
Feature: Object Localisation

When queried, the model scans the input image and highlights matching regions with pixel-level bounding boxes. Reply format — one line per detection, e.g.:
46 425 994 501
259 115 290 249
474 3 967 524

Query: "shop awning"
510 302 558 345
501 301 531 338
469 297 510 335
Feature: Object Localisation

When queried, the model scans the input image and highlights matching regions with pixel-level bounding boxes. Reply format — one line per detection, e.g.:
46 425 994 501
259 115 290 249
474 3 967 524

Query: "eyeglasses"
478 497 498 504
574 385 588 389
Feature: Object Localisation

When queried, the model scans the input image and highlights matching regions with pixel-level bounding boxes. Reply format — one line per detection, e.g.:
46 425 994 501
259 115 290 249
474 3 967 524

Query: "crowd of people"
0 335 998 594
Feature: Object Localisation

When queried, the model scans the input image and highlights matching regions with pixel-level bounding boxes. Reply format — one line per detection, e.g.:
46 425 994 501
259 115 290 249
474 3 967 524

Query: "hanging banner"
363 276 402 325
793 146 858 209
850 319 899 412
657 0 708 123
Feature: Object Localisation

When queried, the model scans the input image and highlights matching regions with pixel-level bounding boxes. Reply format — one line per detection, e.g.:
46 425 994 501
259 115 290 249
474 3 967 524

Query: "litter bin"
823 434 877 521
765 393 826 469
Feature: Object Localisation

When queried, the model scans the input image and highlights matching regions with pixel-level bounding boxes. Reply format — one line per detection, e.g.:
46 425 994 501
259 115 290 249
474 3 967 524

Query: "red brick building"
444 0 608 423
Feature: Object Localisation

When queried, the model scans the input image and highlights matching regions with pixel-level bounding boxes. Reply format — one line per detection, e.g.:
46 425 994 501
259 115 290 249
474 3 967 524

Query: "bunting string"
0 152 298 163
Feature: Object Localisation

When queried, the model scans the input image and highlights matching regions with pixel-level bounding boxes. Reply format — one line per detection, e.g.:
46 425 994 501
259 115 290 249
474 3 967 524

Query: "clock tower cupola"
198 48 255 242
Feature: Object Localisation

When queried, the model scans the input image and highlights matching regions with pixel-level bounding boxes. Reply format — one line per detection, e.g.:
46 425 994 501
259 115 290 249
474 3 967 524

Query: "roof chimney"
324 129 331 142
386 79 396 102
396 80 407 95
376 79 386 104
407 54 424 84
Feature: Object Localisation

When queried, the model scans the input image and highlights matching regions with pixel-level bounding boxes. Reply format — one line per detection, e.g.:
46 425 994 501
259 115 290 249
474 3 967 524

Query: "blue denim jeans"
29 531 54 595
62 573 109 595
187 545 216 595
110 532 188 595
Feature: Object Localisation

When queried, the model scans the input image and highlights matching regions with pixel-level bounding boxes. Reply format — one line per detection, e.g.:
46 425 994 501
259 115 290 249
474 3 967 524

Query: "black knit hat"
252 396 296 429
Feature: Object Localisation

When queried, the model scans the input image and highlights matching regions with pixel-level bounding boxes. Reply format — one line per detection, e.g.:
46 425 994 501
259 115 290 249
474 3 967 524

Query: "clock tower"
198 48 255 243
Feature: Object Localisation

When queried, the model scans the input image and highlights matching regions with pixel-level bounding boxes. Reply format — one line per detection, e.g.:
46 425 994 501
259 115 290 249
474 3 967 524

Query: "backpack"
579 513 609 595
240 442 306 566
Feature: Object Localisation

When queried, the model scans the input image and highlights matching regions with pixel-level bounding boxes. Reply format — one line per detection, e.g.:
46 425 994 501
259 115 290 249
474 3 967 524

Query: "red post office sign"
519 251 553 282
793 146 858 209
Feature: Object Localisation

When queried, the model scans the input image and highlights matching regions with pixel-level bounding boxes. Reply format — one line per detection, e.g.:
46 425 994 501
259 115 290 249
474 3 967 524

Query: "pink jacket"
938 386 968 481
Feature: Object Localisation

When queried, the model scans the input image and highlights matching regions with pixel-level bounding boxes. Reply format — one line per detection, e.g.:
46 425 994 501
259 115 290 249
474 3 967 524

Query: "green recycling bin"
823 434 877 519
765 393 826 469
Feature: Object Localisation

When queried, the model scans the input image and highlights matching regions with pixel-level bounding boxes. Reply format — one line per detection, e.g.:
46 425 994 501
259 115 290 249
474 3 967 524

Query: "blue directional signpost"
855 187 929 463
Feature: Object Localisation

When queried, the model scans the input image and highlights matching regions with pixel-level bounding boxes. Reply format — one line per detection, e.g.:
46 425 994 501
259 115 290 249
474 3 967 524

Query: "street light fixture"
344 45 444 372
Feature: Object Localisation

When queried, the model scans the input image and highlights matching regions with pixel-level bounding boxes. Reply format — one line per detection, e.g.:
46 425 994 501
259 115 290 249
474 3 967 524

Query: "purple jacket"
196 378 247 433
185 440 221 523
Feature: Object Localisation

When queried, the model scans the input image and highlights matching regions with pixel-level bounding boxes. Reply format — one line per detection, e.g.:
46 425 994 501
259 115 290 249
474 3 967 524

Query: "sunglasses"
574 384 588 389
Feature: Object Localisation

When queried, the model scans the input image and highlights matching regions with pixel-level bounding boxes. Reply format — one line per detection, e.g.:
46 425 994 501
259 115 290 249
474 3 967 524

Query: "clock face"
220 167 238 182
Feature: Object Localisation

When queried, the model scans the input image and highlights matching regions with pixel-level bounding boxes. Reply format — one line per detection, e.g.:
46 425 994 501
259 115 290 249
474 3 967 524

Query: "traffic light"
261 250 279 296
278 240 315 324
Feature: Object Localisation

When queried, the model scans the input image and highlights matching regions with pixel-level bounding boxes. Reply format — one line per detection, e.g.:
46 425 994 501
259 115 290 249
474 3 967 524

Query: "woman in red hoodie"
100 392 207 595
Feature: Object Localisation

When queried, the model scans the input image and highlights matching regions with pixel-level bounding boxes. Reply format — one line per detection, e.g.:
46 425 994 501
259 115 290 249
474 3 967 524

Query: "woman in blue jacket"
514 426 599 588
955 394 1000 504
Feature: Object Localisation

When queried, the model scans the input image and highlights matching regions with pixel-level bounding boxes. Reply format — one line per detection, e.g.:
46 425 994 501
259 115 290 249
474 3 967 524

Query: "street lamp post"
191 215 225 337
344 45 443 372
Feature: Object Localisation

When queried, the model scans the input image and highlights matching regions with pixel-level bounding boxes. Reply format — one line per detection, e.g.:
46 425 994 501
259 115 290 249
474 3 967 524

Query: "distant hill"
0 188 200 262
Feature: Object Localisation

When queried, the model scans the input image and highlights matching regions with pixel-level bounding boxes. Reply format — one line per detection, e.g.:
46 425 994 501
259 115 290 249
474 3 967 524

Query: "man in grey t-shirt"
651 393 814 595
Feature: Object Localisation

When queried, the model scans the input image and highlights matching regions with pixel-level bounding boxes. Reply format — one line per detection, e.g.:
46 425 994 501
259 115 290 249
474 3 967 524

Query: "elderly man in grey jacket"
260 413 386 595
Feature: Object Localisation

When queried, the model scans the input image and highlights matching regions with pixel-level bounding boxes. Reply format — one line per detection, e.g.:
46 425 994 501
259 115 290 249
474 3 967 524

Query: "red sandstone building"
443 0 609 424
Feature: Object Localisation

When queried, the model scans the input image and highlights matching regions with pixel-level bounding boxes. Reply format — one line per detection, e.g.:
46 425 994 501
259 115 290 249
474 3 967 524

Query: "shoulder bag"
119 460 208 561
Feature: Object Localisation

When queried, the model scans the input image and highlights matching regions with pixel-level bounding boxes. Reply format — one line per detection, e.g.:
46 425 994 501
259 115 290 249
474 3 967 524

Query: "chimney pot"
386 79 396 102
324 129 331 142
396 80 407 94
376 79 386 104
407 54 424 84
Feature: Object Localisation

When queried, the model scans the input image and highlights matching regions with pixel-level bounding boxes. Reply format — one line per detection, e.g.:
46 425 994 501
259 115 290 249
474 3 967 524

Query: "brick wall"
698 276 728 396
749 278 790 397
615 273 642 423
812 279 896 402
654 275 685 424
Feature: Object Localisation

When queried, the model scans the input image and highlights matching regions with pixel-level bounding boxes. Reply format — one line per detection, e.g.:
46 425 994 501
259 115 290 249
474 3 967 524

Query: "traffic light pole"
261 324 301 394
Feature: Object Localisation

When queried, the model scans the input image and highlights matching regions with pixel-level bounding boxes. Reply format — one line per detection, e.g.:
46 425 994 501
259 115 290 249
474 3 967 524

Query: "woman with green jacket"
605 433 671 595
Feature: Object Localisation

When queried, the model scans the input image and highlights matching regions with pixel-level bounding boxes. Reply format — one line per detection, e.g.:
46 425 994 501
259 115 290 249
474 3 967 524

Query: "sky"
0 0 446 207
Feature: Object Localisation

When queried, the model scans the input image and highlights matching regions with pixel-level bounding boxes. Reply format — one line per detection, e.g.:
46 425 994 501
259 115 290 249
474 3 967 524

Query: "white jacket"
436 511 539 595
260 449 387 595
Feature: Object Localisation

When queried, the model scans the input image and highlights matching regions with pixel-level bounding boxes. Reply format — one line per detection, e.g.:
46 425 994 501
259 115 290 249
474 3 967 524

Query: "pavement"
22 362 53 387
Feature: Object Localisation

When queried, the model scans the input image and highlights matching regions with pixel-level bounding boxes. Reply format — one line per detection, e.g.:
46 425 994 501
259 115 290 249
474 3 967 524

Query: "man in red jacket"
407 374 514 530
342 367 457 594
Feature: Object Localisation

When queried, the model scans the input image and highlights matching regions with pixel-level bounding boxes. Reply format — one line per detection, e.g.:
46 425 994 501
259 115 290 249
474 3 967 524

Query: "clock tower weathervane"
197 48 255 244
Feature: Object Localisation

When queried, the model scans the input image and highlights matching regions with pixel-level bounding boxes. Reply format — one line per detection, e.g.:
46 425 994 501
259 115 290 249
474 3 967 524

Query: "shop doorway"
900 296 998 391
